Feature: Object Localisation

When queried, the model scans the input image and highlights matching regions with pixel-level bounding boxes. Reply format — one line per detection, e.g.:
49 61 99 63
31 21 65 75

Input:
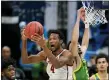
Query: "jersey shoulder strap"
94 73 100 80
56 49 66 58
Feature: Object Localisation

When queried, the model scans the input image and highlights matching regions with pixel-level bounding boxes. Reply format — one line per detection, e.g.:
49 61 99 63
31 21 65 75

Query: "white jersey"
46 49 73 80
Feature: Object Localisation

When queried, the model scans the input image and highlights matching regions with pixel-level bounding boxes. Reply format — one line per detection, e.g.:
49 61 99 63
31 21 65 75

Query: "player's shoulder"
89 74 96 80
63 49 71 54
63 49 74 65
62 49 72 57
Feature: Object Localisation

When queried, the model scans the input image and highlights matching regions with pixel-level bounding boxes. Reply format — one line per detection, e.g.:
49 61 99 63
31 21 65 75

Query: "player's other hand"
77 7 85 22
31 33 46 49
21 29 27 41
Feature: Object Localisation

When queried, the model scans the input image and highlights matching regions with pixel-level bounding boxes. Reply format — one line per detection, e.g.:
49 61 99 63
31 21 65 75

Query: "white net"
82 1 108 26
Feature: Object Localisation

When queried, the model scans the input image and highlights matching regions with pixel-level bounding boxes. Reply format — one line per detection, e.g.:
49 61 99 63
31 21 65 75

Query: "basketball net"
81 1 108 26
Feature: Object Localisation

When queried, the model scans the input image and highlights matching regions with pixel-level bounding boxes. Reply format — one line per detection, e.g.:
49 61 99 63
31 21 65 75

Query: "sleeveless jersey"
93 73 100 80
46 49 73 80
73 59 89 80
93 73 109 80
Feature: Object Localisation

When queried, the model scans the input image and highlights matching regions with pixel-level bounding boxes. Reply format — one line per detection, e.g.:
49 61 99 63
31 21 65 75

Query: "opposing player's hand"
21 29 27 41
31 33 46 48
77 7 85 22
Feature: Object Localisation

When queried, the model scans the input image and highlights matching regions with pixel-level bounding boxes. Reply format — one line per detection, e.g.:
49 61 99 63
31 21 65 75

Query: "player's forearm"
82 23 89 48
71 17 80 57
42 46 62 69
21 40 29 64
71 17 80 43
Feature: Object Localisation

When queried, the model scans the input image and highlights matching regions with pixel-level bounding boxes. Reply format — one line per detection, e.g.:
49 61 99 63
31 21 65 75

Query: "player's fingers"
31 35 33 39
31 39 35 42
21 30 26 37
34 33 40 36
31 35 36 40
21 29 25 36
78 7 85 13
31 38 39 45
31 35 40 42
80 12 85 22
21 28 25 33
21 33 26 39
21 28 24 32
80 7 85 11
34 33 42 39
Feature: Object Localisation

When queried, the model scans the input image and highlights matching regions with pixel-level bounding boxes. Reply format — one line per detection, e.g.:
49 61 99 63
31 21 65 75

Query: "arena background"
1 1 109 80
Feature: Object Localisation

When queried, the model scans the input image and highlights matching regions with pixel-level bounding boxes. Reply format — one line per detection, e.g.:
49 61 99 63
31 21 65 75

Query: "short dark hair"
90 54 97 59
95 53 109 64
48 30 65 41
1 59 16 71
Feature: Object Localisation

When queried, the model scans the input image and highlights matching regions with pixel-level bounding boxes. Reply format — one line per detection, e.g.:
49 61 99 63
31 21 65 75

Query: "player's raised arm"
21 30 46 64
81 22 90 57
70 8 83 57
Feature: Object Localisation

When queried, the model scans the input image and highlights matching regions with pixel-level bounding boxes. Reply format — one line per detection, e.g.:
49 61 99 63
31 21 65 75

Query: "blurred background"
1 1 109 80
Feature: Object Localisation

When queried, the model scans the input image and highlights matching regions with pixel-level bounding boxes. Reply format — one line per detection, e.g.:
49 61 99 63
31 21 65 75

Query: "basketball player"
90 53 109 80
69 7 90 80
21 30 73 80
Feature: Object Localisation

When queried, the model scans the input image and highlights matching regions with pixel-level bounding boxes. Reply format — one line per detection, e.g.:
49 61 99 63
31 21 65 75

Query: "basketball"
24 21 43 39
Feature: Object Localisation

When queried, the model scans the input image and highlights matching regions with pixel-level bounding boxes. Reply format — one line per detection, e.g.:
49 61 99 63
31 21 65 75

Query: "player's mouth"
100 66 104 69
11 75 15 79
50 44 54 47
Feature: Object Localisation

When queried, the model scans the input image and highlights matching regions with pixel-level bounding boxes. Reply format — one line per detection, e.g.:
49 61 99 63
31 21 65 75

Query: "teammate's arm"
21 30 46 64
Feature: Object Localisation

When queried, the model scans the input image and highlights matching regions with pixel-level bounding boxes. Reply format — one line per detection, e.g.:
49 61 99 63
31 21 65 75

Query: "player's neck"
98 70 108 78
53 47 63 56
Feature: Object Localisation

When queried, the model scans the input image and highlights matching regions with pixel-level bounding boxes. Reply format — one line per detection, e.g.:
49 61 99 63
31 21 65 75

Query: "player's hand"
77 7 85 22
21 29 27 41
31 33 46 48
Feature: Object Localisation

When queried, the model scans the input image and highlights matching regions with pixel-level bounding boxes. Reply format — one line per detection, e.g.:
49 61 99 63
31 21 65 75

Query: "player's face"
97 58 108 71
3 65 15 79
48 33 61 52
2 48 11 59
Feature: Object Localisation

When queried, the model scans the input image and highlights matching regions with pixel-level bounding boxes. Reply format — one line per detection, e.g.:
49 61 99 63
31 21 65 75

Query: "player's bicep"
58 56 69 67
58 52 73 67
70 42 81 67
70 42 79 57
28 51 46 63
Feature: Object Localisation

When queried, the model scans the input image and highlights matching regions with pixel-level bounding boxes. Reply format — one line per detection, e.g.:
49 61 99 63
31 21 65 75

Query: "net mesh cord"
82 1 108 26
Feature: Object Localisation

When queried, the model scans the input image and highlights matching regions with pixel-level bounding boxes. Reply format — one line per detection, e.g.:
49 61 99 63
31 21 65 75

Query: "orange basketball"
24 21 43 39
